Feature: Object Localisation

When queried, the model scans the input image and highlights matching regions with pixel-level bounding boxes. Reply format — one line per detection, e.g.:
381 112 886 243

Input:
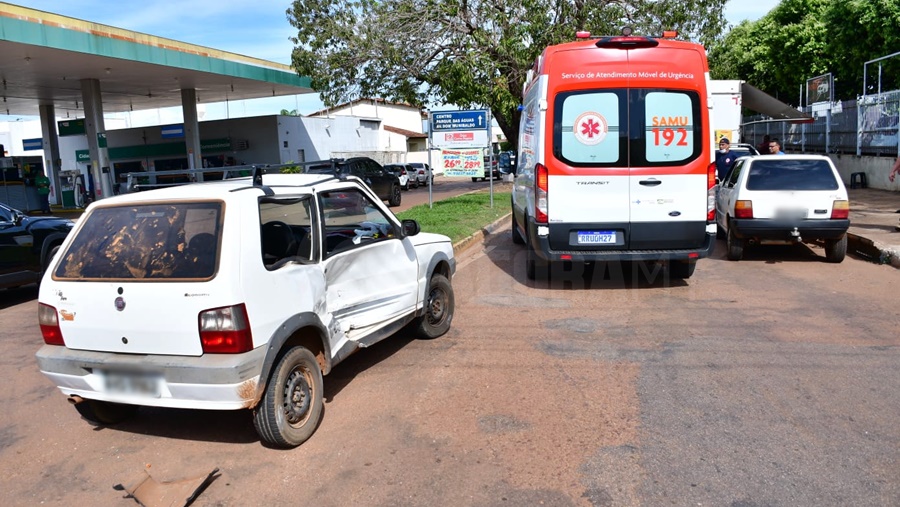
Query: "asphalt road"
1 189 898 506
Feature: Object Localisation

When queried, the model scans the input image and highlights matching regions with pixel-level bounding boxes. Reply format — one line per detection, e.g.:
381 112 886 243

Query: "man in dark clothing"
714 138 735 180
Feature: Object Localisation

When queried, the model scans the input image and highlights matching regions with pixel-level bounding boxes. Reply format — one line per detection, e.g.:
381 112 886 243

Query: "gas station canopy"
0 2 313 118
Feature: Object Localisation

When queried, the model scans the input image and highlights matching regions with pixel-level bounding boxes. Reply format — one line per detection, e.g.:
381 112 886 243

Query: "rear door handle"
639 179 662 187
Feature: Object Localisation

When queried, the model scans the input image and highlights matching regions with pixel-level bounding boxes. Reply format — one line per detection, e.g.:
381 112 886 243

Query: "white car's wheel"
253 346 324 448
74 399 138 425
824 234 847 263
414 274 454 339
726 225 744 261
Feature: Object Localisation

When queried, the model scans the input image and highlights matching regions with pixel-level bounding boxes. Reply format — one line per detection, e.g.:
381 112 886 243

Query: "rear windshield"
54 202 222 280
746 159 839 191
554 88 702 167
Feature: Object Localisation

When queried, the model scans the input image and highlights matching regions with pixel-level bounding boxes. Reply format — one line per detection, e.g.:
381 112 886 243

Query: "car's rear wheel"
253 346 324 448
525 227 548 280
388 185 402 207
824 234 847 263
669 260 696 279
414 274 454 339
726 225 744 261
74 399 138 425
511 209 525 245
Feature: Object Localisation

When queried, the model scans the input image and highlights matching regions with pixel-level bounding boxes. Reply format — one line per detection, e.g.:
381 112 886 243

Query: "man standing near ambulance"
714 137 734 180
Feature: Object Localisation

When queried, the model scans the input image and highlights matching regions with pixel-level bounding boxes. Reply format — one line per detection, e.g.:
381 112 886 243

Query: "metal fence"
740 90 900 157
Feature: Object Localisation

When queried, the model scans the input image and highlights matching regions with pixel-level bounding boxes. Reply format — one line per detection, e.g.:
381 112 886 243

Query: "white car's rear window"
746 159 840 191
54 202 222 280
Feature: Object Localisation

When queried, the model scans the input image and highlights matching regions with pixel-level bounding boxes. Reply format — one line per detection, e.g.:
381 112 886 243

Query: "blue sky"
8 0 779 122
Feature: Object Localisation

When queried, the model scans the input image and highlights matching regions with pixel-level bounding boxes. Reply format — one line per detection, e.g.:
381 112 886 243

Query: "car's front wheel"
726 225 744 261
414 274 454 339
824 234 847 263
388 185 402 207
253 346 324 448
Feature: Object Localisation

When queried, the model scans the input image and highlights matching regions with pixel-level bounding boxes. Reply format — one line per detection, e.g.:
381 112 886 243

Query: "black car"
307 157 402 207
0 202 74 289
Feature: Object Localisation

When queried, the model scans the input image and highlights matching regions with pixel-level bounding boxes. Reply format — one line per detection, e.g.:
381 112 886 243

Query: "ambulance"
511 28 717 280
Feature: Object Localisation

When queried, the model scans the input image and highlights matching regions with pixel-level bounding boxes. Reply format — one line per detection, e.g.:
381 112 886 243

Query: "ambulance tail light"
199 303 253 354
535 163 549 224
735 201 753 219
38 303 65 346
831 200 849 219
707 162 717 222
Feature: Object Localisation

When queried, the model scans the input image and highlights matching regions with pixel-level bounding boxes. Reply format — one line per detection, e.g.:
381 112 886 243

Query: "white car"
383 163 416 190
408 162 433 186
35 170 455 448
715 154 850 262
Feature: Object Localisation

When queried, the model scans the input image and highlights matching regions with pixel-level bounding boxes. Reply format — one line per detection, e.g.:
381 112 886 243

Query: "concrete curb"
452 213 512 255
847 233 900 269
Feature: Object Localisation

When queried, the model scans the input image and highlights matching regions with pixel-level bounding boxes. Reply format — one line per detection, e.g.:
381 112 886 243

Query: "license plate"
102 370 162 397
775 208 808 219
577 231 616 245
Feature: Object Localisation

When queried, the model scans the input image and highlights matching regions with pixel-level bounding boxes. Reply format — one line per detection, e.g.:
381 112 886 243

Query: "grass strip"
396 191 511 243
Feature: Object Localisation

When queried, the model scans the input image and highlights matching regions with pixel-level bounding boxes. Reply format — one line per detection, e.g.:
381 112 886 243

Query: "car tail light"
707 162 717 222
735 200 753 219
535 163 549 224
831 200 849 219
198 304 253 354
38 303 65 346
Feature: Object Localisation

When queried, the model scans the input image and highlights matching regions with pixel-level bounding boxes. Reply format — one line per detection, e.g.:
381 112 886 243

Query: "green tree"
287 0 728 148
709 0 900 103
823 0 900 98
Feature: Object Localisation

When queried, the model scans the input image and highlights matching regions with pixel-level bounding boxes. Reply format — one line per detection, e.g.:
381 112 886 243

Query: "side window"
555 91 623 165
320 187 396 257
259 197 314 269
365 160 383 177
727 160 744 187
348 163 365 178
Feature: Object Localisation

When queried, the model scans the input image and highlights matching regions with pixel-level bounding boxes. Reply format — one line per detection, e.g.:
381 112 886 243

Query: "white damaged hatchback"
36 170 455 448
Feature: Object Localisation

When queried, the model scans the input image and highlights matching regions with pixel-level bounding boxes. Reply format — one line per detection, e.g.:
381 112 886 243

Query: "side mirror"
401 219 420 237
13 211 24 226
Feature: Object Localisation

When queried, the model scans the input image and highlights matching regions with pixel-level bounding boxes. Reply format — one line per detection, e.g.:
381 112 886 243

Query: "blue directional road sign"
431 110 488 131
22 138 43 151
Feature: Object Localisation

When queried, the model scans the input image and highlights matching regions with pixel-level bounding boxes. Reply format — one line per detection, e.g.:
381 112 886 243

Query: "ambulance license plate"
577 231 616 245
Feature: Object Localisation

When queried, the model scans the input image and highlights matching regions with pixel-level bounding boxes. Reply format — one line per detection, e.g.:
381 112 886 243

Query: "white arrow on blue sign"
431 110 488 131
22 138 43 151
161 124 185 138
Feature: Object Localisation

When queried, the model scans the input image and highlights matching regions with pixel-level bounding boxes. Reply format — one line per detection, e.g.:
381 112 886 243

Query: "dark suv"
307 157 402 207
0 202 74 289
